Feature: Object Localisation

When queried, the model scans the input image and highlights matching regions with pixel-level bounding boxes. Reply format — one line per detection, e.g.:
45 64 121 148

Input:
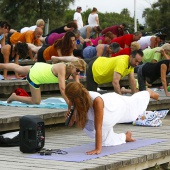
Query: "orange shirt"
43 44 58 61
10 31 41 46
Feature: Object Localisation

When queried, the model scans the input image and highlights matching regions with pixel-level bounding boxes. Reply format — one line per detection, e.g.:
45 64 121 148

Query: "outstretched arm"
86 97 104 155
27 43 42 54
51 56 79 63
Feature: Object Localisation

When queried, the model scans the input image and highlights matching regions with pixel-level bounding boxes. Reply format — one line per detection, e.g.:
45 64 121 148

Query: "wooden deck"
0 68 170 169
0 115 170 170
0 75 170 95
0 90 169 132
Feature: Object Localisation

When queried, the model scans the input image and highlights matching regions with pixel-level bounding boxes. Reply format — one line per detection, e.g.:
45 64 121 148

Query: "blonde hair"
131 41 140 50
156 43 170 52
36 19 45 27
70 59 87 71
65 82 92 128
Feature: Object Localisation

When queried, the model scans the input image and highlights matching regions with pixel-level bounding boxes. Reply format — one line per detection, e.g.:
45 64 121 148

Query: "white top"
20 25 37 33
83 91 150 146
88 13 99 26
73 12 83 29
137 36 154 50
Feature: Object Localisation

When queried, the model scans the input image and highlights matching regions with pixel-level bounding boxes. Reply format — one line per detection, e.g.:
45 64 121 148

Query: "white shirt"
20 25 37 33
137 36 155 50
73 12 83 29
88 13 98 26
83 91 150 146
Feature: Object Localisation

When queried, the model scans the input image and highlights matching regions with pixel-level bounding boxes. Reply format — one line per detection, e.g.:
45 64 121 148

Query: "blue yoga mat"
0 97 67 109
28 138 165 162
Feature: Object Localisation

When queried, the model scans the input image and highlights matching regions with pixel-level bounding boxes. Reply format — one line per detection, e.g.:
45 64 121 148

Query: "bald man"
10 27 43 46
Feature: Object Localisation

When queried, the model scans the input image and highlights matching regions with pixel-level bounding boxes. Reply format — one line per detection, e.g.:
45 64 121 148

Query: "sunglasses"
76 68 81 73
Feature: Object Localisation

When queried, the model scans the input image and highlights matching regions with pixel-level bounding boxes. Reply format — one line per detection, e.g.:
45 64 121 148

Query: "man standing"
73 6 83 29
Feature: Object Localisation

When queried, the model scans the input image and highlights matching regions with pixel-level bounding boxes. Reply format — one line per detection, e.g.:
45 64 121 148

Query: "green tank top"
29 62 59 84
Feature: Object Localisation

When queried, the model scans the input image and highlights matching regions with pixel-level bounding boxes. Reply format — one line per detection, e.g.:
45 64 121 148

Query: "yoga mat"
0 97 67 109
28 138 165 162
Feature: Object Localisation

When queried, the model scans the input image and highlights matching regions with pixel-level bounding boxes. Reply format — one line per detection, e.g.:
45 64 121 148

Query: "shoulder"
89 91 101 99
1 44 11 52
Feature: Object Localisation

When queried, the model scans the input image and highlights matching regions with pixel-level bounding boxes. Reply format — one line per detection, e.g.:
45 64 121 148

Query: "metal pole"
134 0 137 32
45 18 49 35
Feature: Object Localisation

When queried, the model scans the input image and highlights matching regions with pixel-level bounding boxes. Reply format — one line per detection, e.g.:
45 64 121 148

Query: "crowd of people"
0 6 169 155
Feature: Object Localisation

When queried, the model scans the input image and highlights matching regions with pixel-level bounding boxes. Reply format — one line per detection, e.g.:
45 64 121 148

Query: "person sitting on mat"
65 82 159 155
0 59 86 105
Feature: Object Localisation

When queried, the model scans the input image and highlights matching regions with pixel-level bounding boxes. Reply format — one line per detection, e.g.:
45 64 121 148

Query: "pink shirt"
86 36 106 46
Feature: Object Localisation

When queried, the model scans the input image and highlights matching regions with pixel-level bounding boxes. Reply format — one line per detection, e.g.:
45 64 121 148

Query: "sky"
69 0 157 24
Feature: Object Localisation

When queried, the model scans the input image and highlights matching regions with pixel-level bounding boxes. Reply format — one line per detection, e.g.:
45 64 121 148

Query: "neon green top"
29 62 58 85
92 56 134 84
142 47 161 63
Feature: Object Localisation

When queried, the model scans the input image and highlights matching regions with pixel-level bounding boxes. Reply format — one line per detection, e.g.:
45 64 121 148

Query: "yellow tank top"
92 56 134 84
29 62 58 84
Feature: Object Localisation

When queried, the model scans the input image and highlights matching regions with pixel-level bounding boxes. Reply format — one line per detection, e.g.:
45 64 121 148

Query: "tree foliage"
0 1 137 34
142 0 170 38
0 0 75 30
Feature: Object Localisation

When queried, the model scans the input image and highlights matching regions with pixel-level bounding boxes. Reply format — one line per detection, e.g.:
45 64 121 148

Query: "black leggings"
37 44 50 62
86 57 98 91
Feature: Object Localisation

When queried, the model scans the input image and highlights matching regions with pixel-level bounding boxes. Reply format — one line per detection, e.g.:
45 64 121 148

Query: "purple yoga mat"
28 138 165 162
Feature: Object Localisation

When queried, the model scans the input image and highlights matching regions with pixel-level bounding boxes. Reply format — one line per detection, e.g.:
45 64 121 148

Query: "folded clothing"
133 110 169 127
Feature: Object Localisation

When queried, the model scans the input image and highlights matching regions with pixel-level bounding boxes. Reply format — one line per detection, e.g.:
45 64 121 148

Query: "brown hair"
92 7 97 12
104 31 114 39
54 32 76 56
65 82 92 128
67 21 78 30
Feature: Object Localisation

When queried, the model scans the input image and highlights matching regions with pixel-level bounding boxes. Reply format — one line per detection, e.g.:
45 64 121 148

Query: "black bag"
0 132 19 147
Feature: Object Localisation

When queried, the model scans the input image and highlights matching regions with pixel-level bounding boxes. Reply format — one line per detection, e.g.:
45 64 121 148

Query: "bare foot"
152 92 159 100
125 131 136 142
147 88 159 100
121 87 126 94
7 93 17 103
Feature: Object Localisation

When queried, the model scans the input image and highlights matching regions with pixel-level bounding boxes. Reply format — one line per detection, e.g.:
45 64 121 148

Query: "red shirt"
111 34 133 48
111 48 131 57
102 25 124 37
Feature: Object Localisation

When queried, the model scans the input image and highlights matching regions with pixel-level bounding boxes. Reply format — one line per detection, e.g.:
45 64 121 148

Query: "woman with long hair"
37 32 76 62
0 59 86 105
65 82 159 155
